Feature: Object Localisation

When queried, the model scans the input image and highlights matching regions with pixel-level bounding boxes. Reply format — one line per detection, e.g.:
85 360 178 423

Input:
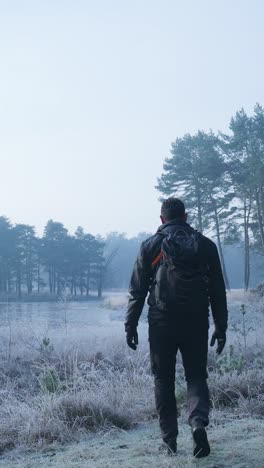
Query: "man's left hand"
125 325 138 351
210 329 226 355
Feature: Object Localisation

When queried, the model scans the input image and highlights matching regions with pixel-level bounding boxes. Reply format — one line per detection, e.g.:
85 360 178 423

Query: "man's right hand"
125 325 138 351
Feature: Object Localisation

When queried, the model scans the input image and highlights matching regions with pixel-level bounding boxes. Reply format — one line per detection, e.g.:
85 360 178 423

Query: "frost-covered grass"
0 290 263 466
69 416 264 468
0 328 264 453
0 328 154 453
2 417 264 468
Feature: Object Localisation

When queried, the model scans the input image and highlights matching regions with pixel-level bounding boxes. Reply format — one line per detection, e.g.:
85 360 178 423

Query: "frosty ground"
1 417 264 468
0 290 263 467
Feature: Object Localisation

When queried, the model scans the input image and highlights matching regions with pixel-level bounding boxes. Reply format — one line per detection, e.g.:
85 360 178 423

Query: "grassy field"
0 290 262 467
1 417 264 467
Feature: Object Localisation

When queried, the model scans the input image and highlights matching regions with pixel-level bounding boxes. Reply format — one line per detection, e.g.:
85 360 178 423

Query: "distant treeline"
0 218 108 298
0 218 150 299
157 103 264 290
0 217 262 300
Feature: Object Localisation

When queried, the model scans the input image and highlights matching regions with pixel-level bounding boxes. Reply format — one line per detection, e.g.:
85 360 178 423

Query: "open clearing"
0 291 262 467
0 417 263 468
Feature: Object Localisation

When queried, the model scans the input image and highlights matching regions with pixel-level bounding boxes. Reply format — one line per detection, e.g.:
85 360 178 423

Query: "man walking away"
125 198 228 458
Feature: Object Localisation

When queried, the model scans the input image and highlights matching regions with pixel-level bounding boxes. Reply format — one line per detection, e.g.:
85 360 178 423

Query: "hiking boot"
159 438 177 456
192 422 210 458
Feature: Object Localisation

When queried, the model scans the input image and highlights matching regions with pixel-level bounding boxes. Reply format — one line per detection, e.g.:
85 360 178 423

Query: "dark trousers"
149 324 210 443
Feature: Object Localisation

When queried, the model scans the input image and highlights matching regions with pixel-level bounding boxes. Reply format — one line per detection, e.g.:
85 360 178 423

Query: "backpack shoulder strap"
151 232 168 268
152 251 163 268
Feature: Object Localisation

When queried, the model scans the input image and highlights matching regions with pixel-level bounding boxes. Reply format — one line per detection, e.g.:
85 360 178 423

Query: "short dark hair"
161 198 185 221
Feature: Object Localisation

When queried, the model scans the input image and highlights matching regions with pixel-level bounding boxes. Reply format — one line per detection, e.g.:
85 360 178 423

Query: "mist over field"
1 0 264 467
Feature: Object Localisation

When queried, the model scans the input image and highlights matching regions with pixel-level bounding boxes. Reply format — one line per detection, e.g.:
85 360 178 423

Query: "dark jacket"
125 220 228 333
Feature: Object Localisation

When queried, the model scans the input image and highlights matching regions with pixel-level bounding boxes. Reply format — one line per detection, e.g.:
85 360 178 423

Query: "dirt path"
0 417 263 468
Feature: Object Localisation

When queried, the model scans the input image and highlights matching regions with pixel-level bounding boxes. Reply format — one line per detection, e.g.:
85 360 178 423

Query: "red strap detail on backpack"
151 251 163 268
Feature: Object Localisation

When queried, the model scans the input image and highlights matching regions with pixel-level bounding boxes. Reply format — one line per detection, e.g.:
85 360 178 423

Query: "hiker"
125 198 228 458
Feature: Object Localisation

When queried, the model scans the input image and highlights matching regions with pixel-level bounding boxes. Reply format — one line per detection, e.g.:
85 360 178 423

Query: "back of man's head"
161 198 186 223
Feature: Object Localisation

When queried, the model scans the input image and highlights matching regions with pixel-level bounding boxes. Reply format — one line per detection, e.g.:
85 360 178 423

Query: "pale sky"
0 0 264 237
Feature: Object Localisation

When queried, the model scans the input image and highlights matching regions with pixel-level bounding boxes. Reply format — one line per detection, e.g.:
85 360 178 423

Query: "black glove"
210 329 226 355
125 325 138 351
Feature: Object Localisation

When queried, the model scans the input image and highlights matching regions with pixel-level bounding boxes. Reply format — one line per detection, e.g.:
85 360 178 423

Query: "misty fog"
0 1 264 467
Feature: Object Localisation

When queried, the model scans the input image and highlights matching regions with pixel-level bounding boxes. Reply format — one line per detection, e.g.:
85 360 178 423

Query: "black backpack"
152 228 208 311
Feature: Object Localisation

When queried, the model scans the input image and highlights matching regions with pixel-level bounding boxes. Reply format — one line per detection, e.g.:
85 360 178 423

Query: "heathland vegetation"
0 290 263 466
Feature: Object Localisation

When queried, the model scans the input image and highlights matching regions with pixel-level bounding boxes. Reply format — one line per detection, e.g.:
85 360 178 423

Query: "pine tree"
157 131 233 289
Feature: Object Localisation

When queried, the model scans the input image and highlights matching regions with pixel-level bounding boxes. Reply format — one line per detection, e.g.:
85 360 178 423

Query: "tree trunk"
260 186 264 215
243 199 250 291
16 271 21 297
86 264 90 296
80 269 83 296
97 281 102 298
49 267 52 293
52 267 56 293
56 272 60 295
37 259 40 294
212 198 230 290
3 267 7 293
27 279 33 294
7 271 12 293
196 183 203 233
27 264 33 294
97 264 103 298
255 188 264 251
